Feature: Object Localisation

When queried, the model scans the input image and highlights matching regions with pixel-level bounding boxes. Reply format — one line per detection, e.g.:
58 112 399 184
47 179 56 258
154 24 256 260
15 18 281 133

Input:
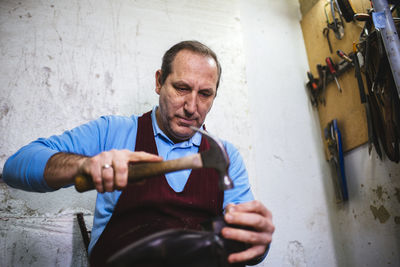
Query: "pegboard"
300 0 372 158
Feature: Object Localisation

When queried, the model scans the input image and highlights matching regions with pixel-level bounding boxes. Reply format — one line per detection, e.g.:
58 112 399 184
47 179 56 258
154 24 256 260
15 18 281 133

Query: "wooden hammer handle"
75 153 203 192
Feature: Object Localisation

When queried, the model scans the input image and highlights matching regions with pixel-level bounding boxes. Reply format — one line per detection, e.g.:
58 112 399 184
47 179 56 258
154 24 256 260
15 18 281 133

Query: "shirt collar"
151 106 202 147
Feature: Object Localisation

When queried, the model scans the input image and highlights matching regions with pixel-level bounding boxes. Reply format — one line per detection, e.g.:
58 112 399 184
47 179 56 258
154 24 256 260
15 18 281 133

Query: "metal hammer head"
190 126 234 191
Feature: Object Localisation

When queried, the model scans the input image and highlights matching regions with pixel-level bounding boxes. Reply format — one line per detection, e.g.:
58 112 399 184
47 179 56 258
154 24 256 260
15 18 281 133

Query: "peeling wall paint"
370 205 390 224
369 185 393 224
331 146 400 267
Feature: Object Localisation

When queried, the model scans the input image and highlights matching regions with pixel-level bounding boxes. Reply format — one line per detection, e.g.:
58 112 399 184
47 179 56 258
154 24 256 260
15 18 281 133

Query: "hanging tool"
307 71 318 91
323 28 334 54
325 119 348 203
371 0 400 98
317 64 327 105
325 57 343 92
324 0 345 40
336 49 353 64
358 11 400 162
337 0 357 22
307 71 320 107
352 43 383 158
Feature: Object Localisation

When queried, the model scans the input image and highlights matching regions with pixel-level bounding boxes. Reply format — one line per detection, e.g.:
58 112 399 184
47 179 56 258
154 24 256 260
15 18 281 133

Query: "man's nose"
184 92 197 115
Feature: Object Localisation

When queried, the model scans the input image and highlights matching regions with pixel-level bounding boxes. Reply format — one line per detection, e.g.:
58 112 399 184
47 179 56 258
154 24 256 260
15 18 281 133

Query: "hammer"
74 127 234 192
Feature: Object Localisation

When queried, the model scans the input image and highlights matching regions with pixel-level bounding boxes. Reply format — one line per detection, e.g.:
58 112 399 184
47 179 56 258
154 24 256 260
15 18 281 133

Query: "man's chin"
172 126 197 141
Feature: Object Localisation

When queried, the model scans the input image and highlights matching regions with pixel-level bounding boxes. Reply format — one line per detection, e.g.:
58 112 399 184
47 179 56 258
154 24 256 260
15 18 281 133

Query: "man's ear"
155 70 162 95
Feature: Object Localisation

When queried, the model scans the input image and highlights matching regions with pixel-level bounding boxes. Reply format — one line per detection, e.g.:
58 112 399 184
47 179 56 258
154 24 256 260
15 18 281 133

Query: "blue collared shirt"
3 107 254 254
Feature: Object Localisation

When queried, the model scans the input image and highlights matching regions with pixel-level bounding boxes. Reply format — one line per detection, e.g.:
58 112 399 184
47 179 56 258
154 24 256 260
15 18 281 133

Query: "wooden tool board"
301 0 371 158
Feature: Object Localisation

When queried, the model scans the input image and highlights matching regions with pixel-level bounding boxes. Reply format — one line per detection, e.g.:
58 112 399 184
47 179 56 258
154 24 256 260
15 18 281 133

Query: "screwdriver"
336 50 353 64
325 57 342 92
307 71 318 91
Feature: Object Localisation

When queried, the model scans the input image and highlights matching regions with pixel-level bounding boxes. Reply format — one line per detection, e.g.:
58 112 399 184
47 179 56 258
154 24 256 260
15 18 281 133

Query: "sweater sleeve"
222 141 254 208
2 116 111 192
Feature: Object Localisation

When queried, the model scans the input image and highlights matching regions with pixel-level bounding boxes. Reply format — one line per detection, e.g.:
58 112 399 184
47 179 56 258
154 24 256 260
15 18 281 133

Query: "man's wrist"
44 152 88 189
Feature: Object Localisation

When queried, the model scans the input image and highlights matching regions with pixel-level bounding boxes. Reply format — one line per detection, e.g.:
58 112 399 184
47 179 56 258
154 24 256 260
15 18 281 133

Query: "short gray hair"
160 40 222 89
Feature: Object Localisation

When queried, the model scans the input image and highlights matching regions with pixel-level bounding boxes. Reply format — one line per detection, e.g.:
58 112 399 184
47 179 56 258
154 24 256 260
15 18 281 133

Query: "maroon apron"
90 111 223 266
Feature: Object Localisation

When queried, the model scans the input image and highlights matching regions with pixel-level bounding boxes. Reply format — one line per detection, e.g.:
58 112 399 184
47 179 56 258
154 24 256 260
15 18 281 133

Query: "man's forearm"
44 152 87 189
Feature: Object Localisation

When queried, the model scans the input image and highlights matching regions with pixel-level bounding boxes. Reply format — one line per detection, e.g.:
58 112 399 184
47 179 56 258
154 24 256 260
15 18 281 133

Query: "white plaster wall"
238 0 338 266
239 1 400 267
0 0 252 266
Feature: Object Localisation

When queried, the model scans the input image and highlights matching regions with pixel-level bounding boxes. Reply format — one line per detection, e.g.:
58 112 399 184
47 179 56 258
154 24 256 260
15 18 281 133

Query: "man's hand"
44 150 162 192
222 200 274 264
79 150 163 193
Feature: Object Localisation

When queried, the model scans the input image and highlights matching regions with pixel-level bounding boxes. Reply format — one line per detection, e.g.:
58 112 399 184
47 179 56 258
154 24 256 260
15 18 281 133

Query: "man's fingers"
230 200 271 218
127 151 163 162
79 150 163 193
102 164 114 192
225 203 236 213
225 200 274 235
113 160 128 190
221 226 272 245
227 245 266 263
81 156 104 193
225 210 274 233
114 150 161 189
96 152 114 192
223 200 274 265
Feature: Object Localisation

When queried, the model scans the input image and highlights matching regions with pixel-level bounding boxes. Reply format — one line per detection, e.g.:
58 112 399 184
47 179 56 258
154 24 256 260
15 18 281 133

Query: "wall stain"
8 2 21 14
104 71 112 86
104 71 115 95
285 240 307 267
18 12 32 19
394 216 400 225
370 205 390 223
395 188 400 204
372 185 386 200
273 154 284 162
62 82 78 97
0 103 10 120
42 66 52 88
0 184 38 216
352 209 357 219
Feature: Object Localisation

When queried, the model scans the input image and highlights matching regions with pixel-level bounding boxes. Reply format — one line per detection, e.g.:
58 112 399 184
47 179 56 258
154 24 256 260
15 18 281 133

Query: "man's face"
155 49 218 143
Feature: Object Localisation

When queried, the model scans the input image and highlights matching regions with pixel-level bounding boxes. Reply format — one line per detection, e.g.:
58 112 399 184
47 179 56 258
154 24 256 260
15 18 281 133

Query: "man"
3 40 274 266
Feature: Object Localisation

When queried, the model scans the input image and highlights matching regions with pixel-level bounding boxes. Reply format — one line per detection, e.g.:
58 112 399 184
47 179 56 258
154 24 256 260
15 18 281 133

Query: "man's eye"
200 91 212 97
175 86 188 91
